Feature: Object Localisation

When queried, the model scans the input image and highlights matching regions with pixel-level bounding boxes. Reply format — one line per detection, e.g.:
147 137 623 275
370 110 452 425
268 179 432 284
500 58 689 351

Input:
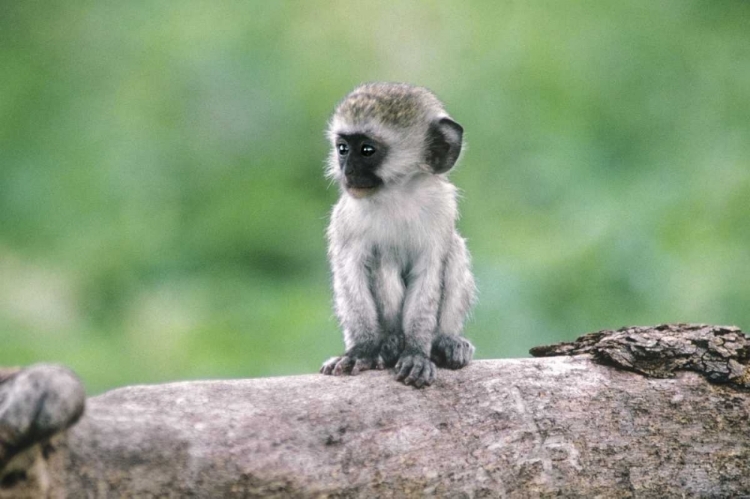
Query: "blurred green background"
1 1 748 394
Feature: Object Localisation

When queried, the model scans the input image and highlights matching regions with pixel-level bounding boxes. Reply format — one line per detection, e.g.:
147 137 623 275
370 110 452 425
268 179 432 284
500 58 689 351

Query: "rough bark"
530 323 750 387
2 324 750 498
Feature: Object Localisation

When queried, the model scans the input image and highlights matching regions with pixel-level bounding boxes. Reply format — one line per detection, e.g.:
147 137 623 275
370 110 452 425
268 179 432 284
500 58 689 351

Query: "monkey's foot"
431 334 475 369
395 353 436 388
320 355 385 375
320 342 387 377
320 340 393 376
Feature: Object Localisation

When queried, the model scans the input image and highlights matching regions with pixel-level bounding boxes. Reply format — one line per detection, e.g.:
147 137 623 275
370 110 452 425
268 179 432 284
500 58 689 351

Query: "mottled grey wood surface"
2 325 750 498
0 364 84 499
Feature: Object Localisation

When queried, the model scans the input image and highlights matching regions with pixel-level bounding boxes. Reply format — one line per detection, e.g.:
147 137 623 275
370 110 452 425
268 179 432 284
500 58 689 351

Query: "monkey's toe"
351 356 385 375
331 356 356 375
320 356 355 375
395 354 436 388
431 335 475 370
320 356 343 375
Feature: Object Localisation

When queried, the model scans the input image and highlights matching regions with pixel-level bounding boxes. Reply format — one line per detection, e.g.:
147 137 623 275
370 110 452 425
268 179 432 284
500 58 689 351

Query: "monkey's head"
327 82 463 199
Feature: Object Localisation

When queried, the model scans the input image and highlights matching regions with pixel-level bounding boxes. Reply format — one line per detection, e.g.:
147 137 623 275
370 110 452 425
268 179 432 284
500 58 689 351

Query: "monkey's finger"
423 362 436 386
351 358 373 375
404 358 427 386
396 357 415 381
413 360 436 388
332 356 355 376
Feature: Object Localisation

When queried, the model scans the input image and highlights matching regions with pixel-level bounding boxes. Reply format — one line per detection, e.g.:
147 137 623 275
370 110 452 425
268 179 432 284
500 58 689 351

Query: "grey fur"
321 83 476 388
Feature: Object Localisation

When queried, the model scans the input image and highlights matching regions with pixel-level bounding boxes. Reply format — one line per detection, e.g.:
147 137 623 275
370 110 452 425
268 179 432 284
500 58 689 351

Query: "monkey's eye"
337 143 349 155
361 144 376 157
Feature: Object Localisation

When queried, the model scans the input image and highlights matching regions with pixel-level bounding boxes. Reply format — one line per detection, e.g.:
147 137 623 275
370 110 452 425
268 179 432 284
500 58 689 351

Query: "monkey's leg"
432 234 476 369
371 256 405 367
396 254 442 388
321 243 384 376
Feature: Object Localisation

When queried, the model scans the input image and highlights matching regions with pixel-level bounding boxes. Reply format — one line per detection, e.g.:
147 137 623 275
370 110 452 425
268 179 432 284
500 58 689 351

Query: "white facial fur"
325 84 460 195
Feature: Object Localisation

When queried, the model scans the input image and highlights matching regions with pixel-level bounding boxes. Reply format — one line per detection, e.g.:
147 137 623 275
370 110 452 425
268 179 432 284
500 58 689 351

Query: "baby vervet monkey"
320 82 476 388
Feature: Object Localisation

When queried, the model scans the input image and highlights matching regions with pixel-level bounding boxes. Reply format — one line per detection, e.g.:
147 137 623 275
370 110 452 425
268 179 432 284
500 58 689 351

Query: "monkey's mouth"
345 178 382 198
346 185 379 198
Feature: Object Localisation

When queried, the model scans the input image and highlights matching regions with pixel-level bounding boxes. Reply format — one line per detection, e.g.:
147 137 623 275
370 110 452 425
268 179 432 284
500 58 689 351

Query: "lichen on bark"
530 323 750 387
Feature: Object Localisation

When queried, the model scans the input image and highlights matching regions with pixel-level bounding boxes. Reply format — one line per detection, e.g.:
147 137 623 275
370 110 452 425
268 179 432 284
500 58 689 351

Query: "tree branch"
531 323 750 386
2 324 750 497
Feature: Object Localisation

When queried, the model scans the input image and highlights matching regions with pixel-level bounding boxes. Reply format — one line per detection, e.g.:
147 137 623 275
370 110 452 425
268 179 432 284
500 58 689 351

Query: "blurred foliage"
1 1 748 394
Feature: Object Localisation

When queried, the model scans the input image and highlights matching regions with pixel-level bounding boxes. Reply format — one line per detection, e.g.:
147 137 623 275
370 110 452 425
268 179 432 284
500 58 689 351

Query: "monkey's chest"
354 205 450 254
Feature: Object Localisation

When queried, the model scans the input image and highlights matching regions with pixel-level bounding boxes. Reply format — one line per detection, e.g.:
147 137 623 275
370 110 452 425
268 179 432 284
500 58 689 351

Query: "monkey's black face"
336 133 388 198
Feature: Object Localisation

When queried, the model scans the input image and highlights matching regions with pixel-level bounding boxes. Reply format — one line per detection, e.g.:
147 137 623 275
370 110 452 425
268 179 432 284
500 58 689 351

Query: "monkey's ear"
426 117 463 174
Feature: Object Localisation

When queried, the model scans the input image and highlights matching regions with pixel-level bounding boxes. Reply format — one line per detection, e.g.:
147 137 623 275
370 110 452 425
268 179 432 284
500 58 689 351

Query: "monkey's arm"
432 233 476 369
321 240 384 375
396 250 443 387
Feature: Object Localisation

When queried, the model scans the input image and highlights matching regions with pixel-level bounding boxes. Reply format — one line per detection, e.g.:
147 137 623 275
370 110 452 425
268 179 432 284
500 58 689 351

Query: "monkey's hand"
395 351 436 388
431 334 475 369
320 341 386 376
